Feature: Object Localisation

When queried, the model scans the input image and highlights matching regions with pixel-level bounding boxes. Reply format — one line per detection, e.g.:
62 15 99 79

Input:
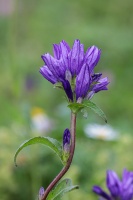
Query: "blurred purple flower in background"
93 169 133 200
0 0 14 16
40 39 109 102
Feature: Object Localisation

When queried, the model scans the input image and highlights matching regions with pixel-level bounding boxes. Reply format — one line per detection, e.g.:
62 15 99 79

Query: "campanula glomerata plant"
14 39 110 200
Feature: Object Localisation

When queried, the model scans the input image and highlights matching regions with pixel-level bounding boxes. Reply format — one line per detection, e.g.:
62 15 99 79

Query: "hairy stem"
42 112 76 200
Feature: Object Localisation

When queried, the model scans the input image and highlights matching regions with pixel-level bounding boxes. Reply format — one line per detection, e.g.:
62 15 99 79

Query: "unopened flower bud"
63 128 71 153
39 187 45 200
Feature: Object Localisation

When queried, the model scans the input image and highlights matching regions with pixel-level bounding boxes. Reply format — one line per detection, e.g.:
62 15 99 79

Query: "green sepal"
82 100 107 123
47 178 79 200
61 151 70 165
68 103 85 114
54 82 63 89
14 136 63 166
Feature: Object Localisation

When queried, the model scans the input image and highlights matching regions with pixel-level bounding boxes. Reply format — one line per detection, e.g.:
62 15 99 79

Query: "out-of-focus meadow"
0 0 133 199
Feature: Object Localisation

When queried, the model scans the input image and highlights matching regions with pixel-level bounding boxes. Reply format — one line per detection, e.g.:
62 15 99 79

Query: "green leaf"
14 136 63 166
68 100 107 122
83 100 107 123
68 103 85 114
47 178 79 200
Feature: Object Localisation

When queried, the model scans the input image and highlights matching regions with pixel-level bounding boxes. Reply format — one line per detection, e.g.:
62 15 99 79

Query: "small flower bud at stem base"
63 128 71 149
39 187 45 200
62 129 71 164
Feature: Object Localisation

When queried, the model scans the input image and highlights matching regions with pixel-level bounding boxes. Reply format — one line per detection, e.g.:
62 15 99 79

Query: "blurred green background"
0 0 133 199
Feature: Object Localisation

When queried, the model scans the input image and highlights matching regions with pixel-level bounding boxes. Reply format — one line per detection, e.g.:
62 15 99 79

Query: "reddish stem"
42 112 76 200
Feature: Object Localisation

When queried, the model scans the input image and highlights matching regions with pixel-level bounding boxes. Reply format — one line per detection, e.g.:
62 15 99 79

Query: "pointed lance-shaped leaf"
82 100 107 123
14 136 63 166
47 178 79 200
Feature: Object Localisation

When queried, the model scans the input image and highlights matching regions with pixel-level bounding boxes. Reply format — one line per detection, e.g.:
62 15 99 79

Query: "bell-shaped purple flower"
92 77 109 93
40 65 57 84
41 53 64 81
106 170 121 198
86 75 109 99
93 186 111 200
62 80 73 102
68 39 84 75
120 169 133 200
91 73 102 82
93 169 133 200
40 39 109 102
75 63 90 100
53 40 71 61
85 45 101 73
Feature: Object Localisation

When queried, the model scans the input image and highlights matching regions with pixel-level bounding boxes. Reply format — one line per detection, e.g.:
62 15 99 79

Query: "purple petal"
62 80 73 101
69 39 83 76
93 186 111 200
122 176 133 190
75 63 90 99
69 39 80 75
106 170 121 197
40 66 57 84
92 77 109 93
121 169 133 200
121 185 133 200
61 40 71 53
76 43 84 74
53 44 61 59
41 53 64 80
53 41 70 70
42 53 59 78
85 46 101 73
122 169 132 181
59 41 70 72
91 73 102 83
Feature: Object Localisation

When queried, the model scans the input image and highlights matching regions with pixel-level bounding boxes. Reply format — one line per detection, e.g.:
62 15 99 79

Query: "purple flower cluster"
40 39 109 102
93 169 133 200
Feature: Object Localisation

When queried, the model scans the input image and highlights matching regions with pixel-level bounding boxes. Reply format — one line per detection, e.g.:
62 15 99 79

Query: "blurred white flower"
31 107 54 134
84 123 119 141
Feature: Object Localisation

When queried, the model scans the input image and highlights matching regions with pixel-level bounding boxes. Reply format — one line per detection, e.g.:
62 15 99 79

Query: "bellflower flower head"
63 128 71 153
93 169 133 200
40 39 109 102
